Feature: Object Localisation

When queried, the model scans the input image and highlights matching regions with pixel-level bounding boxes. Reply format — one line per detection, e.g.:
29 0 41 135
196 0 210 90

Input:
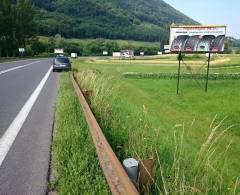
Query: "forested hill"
33 0 198 42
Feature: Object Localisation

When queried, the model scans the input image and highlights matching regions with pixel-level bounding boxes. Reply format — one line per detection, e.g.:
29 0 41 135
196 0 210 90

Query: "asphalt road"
0 59 59 194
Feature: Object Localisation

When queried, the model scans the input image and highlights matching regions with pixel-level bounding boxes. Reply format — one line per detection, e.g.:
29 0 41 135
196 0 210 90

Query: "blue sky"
164 0 240 38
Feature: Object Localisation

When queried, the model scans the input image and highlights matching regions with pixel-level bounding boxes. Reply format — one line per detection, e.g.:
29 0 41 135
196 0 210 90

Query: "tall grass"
74 70 240 194
50 73 110 194
153 119 239 195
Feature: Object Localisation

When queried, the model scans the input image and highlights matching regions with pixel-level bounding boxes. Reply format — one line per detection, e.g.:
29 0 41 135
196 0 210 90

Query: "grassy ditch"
50 73 110 194
72 56 240 194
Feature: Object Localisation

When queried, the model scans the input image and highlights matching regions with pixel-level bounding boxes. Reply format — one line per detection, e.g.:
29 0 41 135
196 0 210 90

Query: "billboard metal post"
169 25 226 94
19 48 25 58
205 52 211 92
177 52 182 95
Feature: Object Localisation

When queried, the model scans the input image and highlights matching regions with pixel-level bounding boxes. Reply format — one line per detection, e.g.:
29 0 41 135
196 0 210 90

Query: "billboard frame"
170 25 227 54
176 51 212 94
171 25 227 94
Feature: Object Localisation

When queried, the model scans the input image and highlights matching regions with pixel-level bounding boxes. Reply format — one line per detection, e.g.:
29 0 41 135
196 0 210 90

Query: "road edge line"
0 66 53 167
0 61 41 76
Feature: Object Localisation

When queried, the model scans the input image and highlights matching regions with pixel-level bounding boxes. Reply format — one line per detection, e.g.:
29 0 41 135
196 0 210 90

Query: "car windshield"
56 58 69 63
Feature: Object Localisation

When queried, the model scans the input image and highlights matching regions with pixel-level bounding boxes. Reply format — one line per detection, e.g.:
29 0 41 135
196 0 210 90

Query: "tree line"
0 0 161 57
1 0 238 57
31 35 161 57
0 0 35 57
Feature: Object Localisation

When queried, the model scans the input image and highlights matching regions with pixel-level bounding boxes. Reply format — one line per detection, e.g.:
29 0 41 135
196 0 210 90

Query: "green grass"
71 54 240 194
72 54 240 75
50 73 110 194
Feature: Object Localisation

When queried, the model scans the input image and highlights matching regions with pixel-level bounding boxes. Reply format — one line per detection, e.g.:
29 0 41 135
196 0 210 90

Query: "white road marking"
0 59 34 65
0 61 41 76
0 58 48 65
0 66 53 167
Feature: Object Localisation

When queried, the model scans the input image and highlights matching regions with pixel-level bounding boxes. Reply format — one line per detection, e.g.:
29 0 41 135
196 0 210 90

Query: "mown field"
53 54 240 194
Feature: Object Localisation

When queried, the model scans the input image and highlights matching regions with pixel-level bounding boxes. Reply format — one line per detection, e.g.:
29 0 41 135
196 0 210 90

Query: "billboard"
71 53 78 58
164 45 170 50
170 25 226 53
54 48 64 54
103 51 108 56
112 52 121 57
19 48 25 52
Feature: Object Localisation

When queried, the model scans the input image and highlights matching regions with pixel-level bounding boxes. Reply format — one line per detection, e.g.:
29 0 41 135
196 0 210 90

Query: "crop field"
54 54 240 194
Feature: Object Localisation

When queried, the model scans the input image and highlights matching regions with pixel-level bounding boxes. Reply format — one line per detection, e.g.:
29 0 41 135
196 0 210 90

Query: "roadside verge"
48 73 110 194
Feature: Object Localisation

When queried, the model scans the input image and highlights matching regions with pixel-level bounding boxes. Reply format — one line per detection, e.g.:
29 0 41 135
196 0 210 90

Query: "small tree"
16 0 36 48
0 1 3 57
0 0 36 57
236 49 240 54
0 0 16 56
54 34 65 49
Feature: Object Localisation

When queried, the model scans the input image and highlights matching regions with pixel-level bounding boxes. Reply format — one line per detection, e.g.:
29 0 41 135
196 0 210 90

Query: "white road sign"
19 48 25 52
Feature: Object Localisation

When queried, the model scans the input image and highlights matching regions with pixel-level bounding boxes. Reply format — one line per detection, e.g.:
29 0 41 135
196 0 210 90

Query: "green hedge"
123 72 240 80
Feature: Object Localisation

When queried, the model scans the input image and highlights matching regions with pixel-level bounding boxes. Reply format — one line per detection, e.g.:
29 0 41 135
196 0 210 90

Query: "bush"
82 39 120 56
122 72 240 80
64 42 83 56
31 39 49 55
224 48 233 54
235 49 240 54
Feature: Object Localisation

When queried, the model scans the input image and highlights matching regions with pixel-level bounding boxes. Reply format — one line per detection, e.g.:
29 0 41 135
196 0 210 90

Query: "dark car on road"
53 56 71 72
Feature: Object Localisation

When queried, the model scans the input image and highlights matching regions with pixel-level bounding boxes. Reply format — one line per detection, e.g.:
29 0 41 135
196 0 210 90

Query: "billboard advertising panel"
54 48 64 54
170 25 226 53
103 51 108 56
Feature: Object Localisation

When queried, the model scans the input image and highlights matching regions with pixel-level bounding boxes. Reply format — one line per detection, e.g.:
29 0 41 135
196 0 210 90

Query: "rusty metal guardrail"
70 73 139 195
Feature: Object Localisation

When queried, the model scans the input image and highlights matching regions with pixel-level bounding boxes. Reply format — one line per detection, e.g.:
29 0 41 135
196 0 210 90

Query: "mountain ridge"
33 0 198 42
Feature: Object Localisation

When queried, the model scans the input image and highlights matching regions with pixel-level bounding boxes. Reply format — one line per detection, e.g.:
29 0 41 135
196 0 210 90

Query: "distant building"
54 48 64 54
120 50 134 58
71 53 78 58
103 51 108 56
112 52 121 57
112 50 134 58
